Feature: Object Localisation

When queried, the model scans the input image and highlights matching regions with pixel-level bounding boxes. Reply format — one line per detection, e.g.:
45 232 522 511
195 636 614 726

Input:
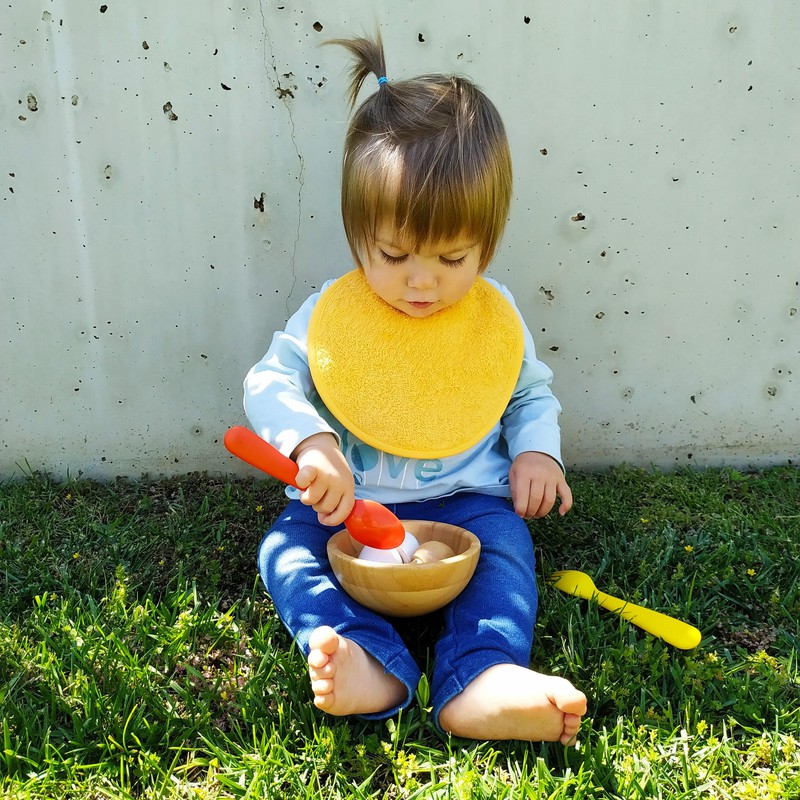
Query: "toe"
561 731 579 747
307 649 330 670
308 625 339 655
560 713 583 745
313 692 334 710
311 677 334 695
309 661 335 680
563 712 582 729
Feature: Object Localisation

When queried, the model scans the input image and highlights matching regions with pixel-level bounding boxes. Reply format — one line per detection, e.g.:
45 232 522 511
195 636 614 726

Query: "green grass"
1 466 798 798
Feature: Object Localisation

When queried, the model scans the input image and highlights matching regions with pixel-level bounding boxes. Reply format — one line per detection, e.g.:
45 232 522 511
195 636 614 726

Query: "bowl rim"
327 520 481 570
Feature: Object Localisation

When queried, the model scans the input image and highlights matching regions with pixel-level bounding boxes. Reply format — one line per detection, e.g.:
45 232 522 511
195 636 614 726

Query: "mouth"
407 301 435 309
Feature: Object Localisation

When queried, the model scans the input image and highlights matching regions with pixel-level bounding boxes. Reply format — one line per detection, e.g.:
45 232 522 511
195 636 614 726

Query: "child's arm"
292 432 356 526
244 288 336 459
491 283 571 518
244 285 355 526
508 450 573 519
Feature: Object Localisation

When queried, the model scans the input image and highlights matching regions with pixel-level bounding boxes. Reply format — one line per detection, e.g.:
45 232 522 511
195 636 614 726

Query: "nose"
406 256 437 289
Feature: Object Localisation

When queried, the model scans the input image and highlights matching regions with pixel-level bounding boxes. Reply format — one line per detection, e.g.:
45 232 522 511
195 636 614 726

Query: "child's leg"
412 493 587 743
257 500 421 718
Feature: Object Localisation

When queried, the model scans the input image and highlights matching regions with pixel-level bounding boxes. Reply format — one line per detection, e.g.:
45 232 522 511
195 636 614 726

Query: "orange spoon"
223 426 405 549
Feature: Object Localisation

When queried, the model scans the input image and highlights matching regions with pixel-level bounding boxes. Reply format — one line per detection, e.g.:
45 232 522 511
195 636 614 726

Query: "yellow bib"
308 270 524 459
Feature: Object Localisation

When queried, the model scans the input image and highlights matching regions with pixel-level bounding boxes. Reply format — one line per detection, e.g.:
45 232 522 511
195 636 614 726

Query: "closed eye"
440 255 467 267
378 250 408 265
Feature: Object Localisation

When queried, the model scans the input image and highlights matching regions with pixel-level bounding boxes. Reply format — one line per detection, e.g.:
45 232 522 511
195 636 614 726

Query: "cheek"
363 264 398 298
369 265 391 287
453 271 479 296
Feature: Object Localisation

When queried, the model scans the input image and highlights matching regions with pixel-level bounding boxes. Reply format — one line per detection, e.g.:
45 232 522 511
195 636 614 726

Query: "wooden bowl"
326 519 481 617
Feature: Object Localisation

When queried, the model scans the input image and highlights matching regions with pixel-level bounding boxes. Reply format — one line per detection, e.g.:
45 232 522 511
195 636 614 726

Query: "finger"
522 483 547 519
300 482 325 508
300 491 320 508
534 484 557 518
318 493 355 527
294 465 316 490
310 488 340 516
558 482 574 515
512 479 534 517
318 510 344 527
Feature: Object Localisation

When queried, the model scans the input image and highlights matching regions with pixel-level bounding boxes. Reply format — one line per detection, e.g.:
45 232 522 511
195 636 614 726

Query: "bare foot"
438 664 587 744
307 626 407 716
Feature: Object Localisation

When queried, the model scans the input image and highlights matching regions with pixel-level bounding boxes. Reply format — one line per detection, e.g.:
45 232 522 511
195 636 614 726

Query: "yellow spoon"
550 570 702 650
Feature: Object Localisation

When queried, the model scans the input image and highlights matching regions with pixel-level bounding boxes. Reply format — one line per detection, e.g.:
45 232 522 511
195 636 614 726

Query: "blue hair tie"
377 76 389 86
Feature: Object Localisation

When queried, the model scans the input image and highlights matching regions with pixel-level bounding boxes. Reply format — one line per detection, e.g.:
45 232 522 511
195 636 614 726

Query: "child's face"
362 225 482 318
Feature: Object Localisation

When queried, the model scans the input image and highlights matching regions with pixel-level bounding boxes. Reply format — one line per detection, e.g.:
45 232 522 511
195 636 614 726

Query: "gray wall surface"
2 1 798 480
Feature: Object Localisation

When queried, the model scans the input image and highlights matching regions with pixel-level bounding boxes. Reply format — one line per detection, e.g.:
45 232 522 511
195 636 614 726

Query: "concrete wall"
2 1 798 480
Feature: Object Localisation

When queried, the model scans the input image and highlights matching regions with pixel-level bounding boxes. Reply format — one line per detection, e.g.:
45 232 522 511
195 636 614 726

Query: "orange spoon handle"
223 426 406 550
224 426 301 488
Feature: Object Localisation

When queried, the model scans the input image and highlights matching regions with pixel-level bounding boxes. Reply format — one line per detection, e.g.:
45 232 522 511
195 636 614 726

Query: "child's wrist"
292 432 339 460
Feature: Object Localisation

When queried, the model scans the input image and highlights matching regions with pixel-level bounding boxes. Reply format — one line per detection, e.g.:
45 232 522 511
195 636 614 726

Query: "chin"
403 302 442 318
405 307 437 318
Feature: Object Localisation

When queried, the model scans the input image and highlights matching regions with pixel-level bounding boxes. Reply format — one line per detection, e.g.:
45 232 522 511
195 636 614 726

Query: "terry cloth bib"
307 269 524 459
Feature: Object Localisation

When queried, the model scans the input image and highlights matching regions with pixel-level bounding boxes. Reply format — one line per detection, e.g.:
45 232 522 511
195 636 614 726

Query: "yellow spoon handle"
593 590 701 650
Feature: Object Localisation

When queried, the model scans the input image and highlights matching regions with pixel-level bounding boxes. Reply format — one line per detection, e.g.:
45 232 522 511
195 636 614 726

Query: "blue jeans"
257 492 538 727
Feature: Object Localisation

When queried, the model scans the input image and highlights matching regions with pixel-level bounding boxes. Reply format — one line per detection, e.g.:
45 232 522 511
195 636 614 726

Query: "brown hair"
327 32 512 271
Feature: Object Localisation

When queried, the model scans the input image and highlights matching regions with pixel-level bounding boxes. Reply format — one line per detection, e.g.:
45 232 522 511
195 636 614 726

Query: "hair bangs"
344 134 510 269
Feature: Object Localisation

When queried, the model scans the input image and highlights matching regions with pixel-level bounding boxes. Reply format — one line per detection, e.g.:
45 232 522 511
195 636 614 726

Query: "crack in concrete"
258 0 303 317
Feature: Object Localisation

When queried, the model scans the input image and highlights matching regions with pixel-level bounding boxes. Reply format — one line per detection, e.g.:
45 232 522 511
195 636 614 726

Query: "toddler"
244 32 587 743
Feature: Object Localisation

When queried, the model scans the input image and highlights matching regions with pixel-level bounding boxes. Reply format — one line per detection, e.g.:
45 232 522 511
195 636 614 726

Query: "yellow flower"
256 505 263 512
747 568 756 577
72 552 80 559
684 545 694 553
640 518 649 524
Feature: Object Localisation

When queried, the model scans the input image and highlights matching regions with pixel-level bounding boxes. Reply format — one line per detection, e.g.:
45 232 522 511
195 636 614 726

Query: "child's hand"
292 433 356 526
509 451 573 519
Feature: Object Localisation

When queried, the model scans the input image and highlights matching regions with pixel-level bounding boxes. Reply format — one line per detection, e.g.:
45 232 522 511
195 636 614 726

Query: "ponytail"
326 33 388 109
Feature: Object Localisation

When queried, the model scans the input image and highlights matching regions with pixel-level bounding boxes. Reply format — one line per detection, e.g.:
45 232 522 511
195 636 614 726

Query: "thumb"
557 480 574 515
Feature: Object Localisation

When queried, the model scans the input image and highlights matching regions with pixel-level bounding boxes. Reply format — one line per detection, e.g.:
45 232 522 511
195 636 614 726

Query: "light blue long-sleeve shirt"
244 277 563 505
